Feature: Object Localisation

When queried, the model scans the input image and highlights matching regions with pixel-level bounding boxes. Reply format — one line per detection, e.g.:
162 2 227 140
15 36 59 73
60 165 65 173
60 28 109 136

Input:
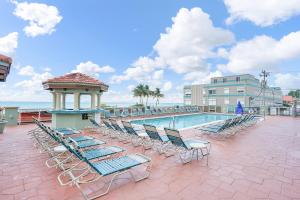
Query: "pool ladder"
169 116 175 129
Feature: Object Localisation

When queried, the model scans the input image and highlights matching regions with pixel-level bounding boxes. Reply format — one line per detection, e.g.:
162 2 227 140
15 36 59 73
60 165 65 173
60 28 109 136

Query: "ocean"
0 101 183 109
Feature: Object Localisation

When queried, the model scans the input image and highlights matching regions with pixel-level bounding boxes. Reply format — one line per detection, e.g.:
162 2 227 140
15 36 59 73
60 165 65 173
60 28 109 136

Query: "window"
184 89 191 95
224 97 229 105
223 78 227 83
208 98 216 106
202 90 206 95
224 88 229 94
213 79 217 83
236 76 240 82
208 89 216 95
237 87 245 94
202 99 206 105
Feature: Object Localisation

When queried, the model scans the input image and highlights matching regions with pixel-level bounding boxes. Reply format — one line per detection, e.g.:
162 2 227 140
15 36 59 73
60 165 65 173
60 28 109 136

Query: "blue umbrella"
235 101 244 115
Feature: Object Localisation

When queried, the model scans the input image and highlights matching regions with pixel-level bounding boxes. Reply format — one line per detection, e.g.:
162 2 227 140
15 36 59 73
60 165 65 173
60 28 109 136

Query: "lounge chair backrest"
90 119 100 128
60 139 85 160
164 128 188 148
103 120 114 130
231 116 241 126
121 121 137 135
221 118 233 130
109 119 123 132
143 124 162 141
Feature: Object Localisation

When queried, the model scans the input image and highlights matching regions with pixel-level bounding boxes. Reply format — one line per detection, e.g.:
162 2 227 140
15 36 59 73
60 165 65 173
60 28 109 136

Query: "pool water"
131 113 235 129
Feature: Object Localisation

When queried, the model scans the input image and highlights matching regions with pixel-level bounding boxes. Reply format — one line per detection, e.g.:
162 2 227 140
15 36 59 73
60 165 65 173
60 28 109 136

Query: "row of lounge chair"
90 118 211 164
106 105 200 118
30 118 151 200
197 114 258 137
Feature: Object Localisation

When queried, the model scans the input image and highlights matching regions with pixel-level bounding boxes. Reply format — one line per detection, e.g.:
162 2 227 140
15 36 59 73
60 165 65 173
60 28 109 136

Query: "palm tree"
144 85 151 106
133 84 145 105
153 88 164 107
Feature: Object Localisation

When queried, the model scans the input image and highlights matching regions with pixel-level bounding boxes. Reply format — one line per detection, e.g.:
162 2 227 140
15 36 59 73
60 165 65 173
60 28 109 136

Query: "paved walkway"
0 116 300 200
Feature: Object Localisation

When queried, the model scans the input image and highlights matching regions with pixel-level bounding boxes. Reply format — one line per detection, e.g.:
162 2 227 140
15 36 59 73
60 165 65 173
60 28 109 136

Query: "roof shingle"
44 72 107 86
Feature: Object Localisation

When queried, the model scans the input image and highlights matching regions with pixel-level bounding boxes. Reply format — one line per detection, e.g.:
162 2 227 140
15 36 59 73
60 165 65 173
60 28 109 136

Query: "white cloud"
111 7 234 89
152 70 164 80
127 84 135 91
0 65 55 101
154 7 234 74
16 66 53 93
12 1 62 37
162 81 173 91
218 31 300 73
274 73 300 91
18 65 35 76
224 0 300 26
15 71 52 92
43 67 51 72
72 61 115 77
111 57 164 84
0 32 18 55
184 70 223 84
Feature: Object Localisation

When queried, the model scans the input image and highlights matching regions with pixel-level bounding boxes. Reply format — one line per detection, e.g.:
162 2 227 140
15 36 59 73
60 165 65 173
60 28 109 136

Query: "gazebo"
0 54 12 82
42 72 108 129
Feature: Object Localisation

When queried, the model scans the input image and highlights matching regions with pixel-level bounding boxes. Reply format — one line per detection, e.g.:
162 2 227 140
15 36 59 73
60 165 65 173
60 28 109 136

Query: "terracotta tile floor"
1 116 300 200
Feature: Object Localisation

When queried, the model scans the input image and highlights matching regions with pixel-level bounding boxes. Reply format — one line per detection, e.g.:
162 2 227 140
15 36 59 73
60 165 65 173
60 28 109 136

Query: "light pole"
260 70 270 119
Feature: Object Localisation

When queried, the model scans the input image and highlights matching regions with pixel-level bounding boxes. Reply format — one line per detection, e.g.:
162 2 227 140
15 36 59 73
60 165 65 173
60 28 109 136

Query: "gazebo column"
97 93 101 109
91 93 96 109
52 92 57 110
74 92 80 110
62 93 66 109
56 93 62 110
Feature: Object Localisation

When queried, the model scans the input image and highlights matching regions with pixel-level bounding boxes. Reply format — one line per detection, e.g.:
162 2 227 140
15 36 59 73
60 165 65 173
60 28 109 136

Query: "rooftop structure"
43 72 108 90
184 74 283 113
0 54 12 82
42 72 108 129
283 95 294 105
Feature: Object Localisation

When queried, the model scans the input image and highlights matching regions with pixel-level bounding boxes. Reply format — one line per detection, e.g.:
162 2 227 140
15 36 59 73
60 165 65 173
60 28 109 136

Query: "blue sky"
1 0 300 103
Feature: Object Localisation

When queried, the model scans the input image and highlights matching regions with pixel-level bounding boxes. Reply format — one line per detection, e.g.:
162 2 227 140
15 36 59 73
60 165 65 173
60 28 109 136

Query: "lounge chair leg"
75 182 89 200
207 154 209 166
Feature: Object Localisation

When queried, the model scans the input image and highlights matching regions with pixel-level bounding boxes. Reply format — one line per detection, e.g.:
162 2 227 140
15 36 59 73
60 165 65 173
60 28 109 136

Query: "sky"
1 0 300 103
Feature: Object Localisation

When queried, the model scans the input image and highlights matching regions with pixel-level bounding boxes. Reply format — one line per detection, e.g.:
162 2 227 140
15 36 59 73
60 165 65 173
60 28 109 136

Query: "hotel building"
183 74 283 113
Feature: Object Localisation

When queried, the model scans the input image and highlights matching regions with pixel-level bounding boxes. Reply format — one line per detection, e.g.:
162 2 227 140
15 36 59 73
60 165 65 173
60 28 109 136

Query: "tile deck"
1 116 300 200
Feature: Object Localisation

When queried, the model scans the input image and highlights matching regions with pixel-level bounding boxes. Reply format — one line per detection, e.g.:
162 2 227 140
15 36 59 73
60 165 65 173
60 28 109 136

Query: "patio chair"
106 119 130 142
197 118 233 134
137 108 144 116
130 108 138 117
121 121 151 148
144 108 152 116
164 127 211 164
121 108 129 117
143 124 174 156
57 153 151 199
89 118 113 138
156 108 162 115
46 133 123 171
56 128 95 143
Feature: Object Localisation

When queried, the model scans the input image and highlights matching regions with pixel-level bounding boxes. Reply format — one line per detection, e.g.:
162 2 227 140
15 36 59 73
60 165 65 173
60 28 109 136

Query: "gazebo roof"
0 54 12 64
0 54 12 82
43 72 108 92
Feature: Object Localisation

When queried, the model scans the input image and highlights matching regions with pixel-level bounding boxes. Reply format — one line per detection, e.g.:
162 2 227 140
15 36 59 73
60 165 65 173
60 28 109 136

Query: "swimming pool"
131 113 235 129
